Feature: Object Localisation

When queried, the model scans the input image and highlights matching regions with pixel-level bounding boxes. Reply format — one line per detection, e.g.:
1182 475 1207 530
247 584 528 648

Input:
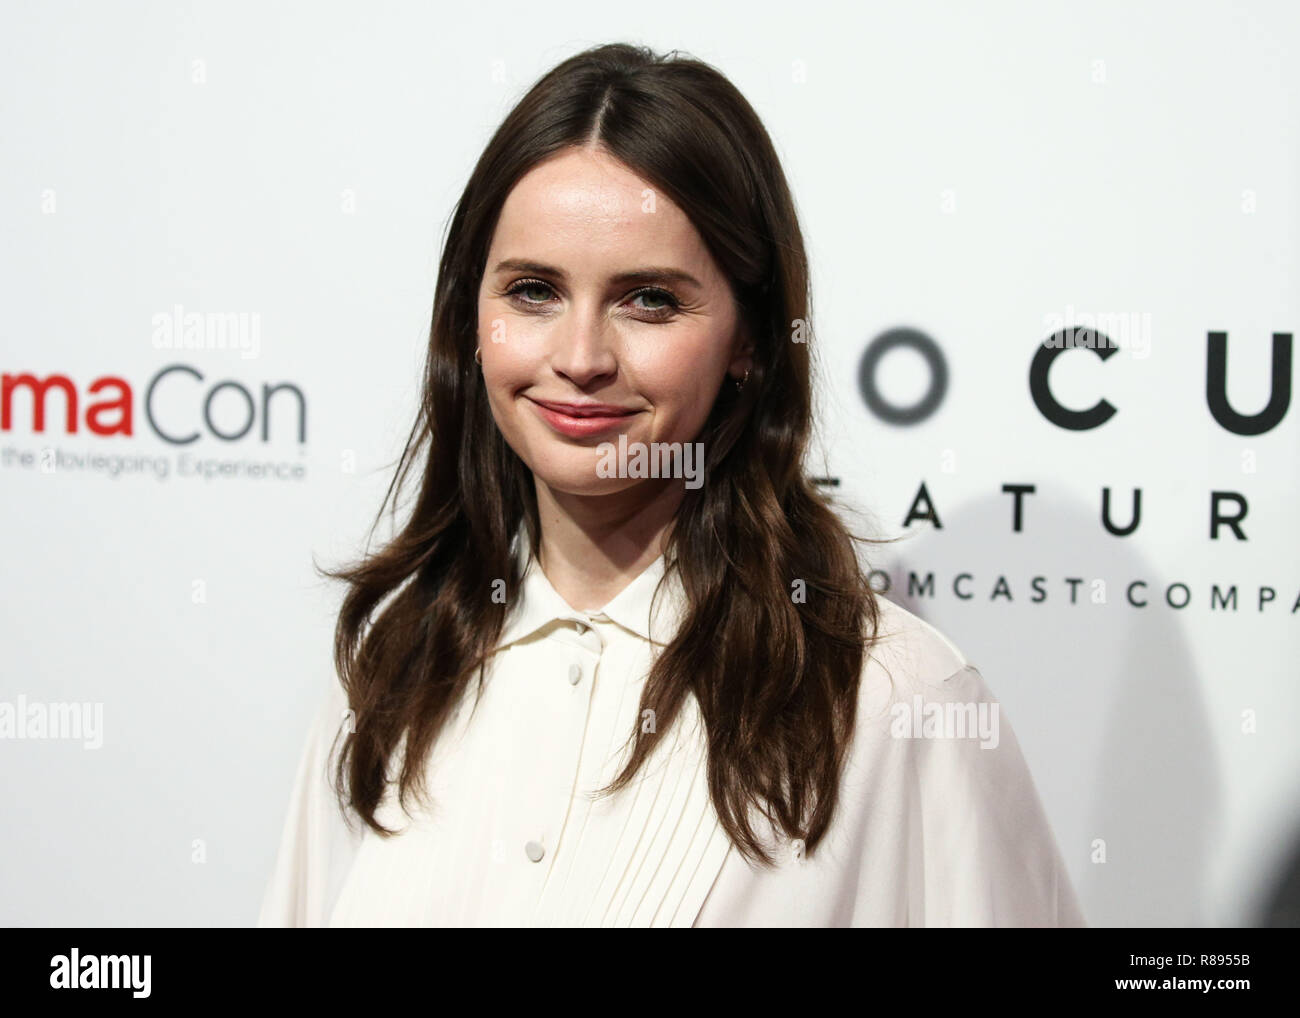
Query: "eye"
504 278 555 306
628 287 681 316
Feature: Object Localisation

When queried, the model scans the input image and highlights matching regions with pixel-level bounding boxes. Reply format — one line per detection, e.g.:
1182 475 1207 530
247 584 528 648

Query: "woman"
257 42 1085 927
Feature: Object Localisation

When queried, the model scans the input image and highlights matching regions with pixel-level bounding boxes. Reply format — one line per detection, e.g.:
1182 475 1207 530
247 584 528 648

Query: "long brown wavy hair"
321 42 892 865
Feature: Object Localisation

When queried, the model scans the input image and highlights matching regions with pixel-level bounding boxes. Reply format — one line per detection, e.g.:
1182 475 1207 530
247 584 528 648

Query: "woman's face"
476 145 751 498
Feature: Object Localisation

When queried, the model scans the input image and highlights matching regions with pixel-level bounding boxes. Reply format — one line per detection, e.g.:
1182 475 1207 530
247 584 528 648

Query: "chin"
533 468 637 498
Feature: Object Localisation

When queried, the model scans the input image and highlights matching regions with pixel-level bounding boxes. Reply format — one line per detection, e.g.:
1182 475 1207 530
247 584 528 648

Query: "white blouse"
257 529 1085 927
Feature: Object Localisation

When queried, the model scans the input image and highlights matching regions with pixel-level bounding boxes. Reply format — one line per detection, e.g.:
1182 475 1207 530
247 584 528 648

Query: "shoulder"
839 593 995 810
257 671 362 928
302 672 353 779
858 594 979 717
835 597 1085 925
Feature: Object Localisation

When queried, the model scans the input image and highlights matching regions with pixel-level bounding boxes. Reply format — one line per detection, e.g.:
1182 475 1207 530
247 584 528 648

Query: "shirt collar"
496 525 686 650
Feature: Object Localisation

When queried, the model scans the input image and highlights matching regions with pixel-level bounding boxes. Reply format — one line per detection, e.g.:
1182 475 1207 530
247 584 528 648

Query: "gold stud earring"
474 347 482 366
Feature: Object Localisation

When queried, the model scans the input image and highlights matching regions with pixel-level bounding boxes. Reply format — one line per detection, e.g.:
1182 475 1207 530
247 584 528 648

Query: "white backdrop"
1 0 1296 927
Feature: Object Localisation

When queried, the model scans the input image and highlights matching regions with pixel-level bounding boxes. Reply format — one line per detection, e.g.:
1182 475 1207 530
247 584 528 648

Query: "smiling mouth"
527 398 641 438
529 399 638 418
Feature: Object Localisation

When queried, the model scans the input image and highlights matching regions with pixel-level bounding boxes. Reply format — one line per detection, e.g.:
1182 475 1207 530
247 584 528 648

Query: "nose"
548 297 619 388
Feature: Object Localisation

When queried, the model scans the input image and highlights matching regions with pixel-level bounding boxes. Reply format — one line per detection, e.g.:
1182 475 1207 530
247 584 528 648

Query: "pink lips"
529 398 639 438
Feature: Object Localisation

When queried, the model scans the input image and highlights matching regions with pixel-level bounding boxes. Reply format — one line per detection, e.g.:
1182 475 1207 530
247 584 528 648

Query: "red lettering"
1 373 78 433
86 376 133 436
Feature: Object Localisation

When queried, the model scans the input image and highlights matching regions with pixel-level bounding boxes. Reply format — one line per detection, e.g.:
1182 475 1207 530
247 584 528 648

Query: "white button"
525 840 545 862
568 663 582 685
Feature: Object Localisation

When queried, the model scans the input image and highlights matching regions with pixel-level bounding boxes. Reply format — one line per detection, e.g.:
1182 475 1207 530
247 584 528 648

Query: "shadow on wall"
1258 811 1300 926
865 485 1224 926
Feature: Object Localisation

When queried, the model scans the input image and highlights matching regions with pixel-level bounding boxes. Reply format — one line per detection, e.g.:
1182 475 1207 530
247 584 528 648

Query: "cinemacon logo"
0 364 305 445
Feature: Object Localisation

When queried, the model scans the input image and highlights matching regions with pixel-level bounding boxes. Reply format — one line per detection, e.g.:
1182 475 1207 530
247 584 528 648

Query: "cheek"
477 299 504 350
482 366 530 443
641 371 720 442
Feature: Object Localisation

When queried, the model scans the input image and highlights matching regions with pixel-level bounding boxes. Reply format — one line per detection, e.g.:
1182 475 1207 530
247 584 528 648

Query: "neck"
532 477 683 613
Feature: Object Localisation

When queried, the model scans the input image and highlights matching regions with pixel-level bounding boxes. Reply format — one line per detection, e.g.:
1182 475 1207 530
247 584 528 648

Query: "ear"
728 323 755 381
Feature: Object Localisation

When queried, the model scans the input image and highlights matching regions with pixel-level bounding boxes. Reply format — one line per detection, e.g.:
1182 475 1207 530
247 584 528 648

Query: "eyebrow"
489 258 703 289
